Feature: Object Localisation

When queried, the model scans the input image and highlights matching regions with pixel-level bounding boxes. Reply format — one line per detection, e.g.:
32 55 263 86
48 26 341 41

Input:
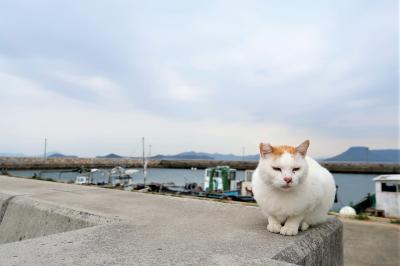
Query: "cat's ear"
259 142 273 158
296 140 310 156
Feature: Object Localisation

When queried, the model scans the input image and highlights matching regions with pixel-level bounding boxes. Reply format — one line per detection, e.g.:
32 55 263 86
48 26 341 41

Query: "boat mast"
142 137 147 185
44 138 47 160
142 137 145 168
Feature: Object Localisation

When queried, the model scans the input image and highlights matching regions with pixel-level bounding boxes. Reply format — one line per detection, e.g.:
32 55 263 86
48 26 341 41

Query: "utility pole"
44 138 47 160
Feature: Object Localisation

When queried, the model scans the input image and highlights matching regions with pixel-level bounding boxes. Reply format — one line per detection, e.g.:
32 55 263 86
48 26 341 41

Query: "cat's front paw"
300 222 309 231
267 223 282 233
280 225 299 236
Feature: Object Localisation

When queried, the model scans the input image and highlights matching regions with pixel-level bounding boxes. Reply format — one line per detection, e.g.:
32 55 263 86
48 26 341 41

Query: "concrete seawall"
0 175 343 265
1 157 399 174
0 194 91 244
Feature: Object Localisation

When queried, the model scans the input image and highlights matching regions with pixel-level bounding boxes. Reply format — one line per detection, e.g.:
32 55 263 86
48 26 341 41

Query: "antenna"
44 138 47 160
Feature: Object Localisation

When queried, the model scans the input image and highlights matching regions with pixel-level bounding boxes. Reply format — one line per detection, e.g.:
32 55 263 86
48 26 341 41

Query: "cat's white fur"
252 140 336 236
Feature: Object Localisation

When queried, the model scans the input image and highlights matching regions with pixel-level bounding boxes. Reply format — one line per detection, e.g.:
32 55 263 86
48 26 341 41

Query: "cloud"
0 0 398 156
52 71 128 106
158 69 209 102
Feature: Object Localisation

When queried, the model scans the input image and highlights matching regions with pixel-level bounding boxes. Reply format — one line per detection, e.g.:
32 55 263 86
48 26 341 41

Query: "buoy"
339 206 356 217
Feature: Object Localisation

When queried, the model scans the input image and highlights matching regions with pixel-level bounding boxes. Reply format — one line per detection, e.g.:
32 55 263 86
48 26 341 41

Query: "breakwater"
0 175 343 265
1 157 399 174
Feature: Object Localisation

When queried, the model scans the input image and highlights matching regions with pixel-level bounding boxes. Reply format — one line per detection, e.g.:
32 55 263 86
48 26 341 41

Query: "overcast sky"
0 0 398 158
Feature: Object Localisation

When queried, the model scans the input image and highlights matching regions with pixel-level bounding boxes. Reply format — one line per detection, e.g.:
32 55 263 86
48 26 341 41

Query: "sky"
0 0 398 158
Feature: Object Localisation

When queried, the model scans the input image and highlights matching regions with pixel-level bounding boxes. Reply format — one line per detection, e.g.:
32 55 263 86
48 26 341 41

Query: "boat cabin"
373 175 400 217
75 175 88 185
110 166 138 187
204 166 237 192
238 170 254 196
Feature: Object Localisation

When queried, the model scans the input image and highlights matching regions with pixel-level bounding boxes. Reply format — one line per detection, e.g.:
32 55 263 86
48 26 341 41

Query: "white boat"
110 166 139 187
75 175 88 185
75 168 106 185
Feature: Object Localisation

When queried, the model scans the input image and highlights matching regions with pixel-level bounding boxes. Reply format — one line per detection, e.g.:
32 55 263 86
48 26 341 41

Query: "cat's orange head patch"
259 140 310 158
271 145 297 156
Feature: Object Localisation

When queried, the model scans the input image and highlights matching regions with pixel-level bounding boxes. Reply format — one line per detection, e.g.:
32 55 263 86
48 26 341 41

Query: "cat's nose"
283 176 292 183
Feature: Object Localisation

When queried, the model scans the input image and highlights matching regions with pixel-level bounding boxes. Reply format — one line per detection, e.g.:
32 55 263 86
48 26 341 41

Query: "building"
373 175 400 217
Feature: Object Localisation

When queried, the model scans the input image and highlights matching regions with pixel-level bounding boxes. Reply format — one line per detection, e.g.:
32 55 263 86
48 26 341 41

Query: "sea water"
8 168 376 211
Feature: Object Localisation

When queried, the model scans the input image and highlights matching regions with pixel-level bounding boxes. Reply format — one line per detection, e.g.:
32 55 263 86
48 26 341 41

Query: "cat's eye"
272 167 281 172
293 167 300 172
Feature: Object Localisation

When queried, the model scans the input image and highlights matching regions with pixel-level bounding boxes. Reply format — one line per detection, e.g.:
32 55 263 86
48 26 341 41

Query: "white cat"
252 140 336 236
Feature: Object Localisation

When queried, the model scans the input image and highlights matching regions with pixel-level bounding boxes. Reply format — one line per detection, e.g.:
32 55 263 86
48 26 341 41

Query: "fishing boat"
110 166 139 187
75 175 88 185
75 168 103 185
204 165 237 192
203 166 255 202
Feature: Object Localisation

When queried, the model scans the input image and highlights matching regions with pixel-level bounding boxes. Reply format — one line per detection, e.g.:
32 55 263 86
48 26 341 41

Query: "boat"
74 168 108 185
351 193 376 214
110 166 139 187
203 166 255 202
204 165 237 192
75 175 88 185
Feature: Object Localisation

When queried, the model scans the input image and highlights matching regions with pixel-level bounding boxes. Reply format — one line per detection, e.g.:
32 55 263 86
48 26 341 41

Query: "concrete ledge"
0 192 117 244
0 175 343 265
0 193 14 226
273 218 343 265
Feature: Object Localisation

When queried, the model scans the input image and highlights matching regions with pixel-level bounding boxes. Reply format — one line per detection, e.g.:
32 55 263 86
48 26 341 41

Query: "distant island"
323 147 399 163
152 152 214 160
96 153 123 159
150 151 258 161
149 147 399 163
47 153 78 158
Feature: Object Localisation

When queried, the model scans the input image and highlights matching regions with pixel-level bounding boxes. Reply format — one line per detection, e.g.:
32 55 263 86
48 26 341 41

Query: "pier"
0 175 343 265
1 157 399 174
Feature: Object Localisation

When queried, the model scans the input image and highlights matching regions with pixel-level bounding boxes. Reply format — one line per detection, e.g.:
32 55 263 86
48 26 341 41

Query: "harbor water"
7 168 376 211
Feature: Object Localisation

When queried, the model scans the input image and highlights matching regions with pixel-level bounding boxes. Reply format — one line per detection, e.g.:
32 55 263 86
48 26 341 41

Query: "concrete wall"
273 218 343 265
0 193 112 244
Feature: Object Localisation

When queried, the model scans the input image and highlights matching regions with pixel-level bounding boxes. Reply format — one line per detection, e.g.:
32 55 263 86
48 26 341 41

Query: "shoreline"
1 157 399 174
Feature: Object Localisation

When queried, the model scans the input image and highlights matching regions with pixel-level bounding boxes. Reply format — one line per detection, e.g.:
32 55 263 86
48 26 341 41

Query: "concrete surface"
0 175 343 265
342 218 400 266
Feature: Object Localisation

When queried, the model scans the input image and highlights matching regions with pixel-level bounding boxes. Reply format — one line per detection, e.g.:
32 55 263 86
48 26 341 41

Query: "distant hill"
152 151 214 160
325 147 400 163
96 153 123 159
0 152 26 157
151 151 259 161
208 153 259 161
152 147 400 163
48 153 78 158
